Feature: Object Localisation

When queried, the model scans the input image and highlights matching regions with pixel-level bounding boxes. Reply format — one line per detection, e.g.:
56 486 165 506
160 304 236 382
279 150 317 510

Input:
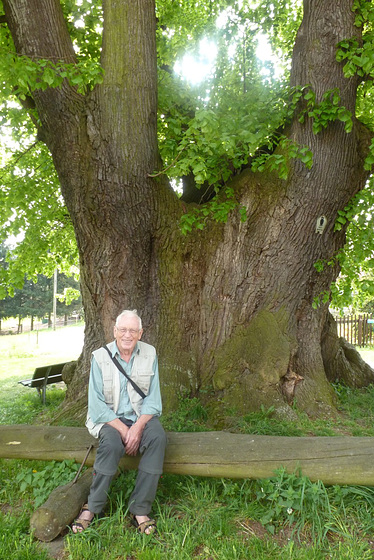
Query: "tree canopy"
1 0 373 311
1 0 374 419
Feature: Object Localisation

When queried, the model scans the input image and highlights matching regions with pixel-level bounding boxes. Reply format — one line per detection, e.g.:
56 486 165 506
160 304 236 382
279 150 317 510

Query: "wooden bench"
18 363 67 404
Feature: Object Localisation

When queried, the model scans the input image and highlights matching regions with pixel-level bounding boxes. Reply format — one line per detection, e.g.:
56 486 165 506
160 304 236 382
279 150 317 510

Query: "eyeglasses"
116 328 140 336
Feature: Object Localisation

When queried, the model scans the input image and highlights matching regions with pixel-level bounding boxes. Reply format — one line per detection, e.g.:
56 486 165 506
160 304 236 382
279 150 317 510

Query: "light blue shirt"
88 341 162 424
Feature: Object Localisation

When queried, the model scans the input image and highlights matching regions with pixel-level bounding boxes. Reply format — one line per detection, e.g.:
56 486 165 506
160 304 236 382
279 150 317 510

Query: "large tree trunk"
322 312 374 387
154 0 374 420
3 0 374 423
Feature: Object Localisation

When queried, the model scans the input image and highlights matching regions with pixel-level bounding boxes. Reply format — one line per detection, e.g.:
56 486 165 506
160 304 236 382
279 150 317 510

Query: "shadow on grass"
0 384 66 425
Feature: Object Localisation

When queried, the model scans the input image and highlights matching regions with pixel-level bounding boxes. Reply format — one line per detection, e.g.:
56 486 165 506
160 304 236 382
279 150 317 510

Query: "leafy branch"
179 187 247 234
251 136 313 180
0 140 39 182
299 87 353 134
313 180 374 311
0 49 104 99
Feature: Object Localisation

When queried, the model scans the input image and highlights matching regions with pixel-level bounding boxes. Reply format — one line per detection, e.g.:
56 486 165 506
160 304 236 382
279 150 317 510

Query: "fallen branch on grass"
30 468 93 541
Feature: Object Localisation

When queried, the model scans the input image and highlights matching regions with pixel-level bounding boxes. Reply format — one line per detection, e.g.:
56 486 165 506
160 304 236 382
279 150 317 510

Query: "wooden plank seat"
2 425 374 486
18 363 67 404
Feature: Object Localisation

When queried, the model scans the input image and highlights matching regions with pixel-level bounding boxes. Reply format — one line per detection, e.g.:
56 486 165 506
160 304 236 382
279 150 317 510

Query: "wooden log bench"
18 363 67 404
2 425 374 542
1 424 374 485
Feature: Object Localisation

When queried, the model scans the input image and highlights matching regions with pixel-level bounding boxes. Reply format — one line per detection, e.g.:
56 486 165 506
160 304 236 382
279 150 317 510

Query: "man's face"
114 315 143 356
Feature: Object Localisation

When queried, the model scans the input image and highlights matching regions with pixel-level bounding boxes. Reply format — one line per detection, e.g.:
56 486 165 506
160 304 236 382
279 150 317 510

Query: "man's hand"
124 414 153 456
107 415 153 456
106 418 129 446
124 422 144 456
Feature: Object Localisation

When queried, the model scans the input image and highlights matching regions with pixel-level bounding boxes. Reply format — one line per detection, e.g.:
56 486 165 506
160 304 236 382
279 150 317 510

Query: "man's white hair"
115 309 142 329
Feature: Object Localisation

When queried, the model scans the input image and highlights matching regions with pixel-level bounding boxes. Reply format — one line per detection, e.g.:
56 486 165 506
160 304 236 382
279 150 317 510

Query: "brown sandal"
131 515 157 534
71 504 94 533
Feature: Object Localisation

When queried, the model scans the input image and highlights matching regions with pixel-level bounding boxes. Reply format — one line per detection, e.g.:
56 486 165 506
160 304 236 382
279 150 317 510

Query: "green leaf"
42 67 56 86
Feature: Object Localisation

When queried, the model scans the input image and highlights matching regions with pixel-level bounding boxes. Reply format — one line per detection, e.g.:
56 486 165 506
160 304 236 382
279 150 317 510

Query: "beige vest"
85 340 156 438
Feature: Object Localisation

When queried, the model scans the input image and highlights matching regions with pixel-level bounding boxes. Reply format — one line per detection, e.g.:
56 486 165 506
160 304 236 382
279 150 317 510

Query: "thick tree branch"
2 0 75 62
2 0 82 127
2 0 87 179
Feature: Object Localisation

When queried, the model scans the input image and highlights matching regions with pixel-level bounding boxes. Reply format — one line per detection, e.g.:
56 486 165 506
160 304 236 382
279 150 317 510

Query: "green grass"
1 328 374 559
0 322 84 381
0 323 83 425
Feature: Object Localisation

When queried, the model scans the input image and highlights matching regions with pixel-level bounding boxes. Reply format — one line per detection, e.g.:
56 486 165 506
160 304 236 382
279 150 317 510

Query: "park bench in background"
18 362 67 404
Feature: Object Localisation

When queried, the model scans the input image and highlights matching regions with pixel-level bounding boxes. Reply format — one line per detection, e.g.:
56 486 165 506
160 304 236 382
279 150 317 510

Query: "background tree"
56 272 82 322
21 276 52 329
0 242 81 330
0 244 27 332
19 273 81 328
1 0 374 423
0 243 11 331
2 281 31 333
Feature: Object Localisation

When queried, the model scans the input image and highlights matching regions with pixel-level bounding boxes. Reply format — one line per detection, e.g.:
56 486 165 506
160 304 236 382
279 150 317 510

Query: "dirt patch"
38 536 66 559
237 518 374 556
0 502 25 516
237 518 298 546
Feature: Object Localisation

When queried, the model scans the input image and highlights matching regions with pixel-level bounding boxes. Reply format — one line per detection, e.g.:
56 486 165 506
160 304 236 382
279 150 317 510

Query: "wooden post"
53 269 57 331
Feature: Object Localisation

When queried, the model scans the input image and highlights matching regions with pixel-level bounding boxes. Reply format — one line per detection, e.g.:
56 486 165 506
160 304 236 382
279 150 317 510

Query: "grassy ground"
1 328 374 559
358 348 374 368
0 323 84 425
0 322 84 379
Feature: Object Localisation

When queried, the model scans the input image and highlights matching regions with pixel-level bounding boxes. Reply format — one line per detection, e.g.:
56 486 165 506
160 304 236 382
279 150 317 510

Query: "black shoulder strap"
103 345 147 400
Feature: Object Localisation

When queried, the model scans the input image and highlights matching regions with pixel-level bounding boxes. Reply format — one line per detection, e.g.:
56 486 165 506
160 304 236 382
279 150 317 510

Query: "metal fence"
336 314 374 347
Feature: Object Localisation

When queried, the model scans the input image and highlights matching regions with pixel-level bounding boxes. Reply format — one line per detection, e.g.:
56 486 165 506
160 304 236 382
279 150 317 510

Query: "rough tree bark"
2 0 373 423
30 468 93 542
322 313 374 387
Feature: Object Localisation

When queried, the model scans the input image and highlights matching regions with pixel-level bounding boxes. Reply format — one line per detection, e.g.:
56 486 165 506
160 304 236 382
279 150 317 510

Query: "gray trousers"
87 417 167 516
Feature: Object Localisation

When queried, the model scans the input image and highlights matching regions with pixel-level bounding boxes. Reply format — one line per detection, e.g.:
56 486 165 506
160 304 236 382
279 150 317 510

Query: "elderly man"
72 309 167 535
